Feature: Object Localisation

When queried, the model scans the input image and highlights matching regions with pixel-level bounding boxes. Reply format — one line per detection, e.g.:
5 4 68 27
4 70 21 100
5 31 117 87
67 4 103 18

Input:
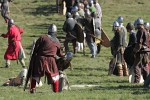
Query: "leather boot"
117 64 123 76
30 79 36 94
122 62 129 76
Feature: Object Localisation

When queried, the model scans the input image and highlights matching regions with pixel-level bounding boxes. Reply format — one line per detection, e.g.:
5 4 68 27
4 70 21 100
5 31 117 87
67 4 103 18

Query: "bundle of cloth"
2 68 43 87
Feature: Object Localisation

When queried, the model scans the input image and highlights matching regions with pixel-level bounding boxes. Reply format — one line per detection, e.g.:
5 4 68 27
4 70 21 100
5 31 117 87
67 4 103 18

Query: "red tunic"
2 25 24 60
30 35 64 78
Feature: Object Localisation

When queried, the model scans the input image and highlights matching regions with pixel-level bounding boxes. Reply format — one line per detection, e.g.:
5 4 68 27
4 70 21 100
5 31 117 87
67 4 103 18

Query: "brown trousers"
133 52 149 83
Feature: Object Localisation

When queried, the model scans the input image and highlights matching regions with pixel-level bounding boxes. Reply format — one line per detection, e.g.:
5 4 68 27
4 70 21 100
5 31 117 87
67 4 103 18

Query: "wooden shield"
101 29 111 47
74 23 84 43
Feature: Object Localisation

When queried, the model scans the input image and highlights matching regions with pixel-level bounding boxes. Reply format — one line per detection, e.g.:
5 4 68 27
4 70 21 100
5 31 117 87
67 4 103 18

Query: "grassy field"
0 0 150 100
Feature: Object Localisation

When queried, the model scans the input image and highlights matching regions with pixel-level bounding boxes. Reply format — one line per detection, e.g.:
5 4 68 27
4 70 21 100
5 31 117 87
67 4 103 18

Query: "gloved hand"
1 34 5 37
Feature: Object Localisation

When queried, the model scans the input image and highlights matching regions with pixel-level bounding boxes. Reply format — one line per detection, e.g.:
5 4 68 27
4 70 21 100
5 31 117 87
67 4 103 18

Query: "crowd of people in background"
61 0 150 88
59 0 150 87
62 0 102 58
110 16 150 87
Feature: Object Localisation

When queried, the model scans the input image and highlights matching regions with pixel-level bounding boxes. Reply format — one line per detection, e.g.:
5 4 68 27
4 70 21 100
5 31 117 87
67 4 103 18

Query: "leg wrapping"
117 64 123 76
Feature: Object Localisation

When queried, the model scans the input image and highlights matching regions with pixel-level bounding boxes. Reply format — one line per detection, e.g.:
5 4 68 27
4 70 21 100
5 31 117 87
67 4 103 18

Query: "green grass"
0 0 150 100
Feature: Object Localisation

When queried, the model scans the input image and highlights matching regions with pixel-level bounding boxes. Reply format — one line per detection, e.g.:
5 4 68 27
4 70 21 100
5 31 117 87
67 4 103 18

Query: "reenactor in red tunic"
1 19 26 68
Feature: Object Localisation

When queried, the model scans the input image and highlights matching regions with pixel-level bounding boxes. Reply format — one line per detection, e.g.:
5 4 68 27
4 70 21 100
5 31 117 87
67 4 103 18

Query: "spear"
24 39 36 91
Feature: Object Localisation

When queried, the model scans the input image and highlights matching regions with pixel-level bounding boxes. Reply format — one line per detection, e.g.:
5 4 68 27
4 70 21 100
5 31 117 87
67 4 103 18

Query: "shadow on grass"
73 67 108 72
30 23 49 30
92 85 150 95
25 4 56 16
0 67 6 68
103 79 128 83
28 23 64 34
46 17 65 22
29 35 41 37
25 45 32 50
67 73 106 78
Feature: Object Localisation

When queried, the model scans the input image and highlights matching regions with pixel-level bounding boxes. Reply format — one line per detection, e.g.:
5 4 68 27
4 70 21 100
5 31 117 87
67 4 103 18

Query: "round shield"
74 23 84 43
101 29 111 47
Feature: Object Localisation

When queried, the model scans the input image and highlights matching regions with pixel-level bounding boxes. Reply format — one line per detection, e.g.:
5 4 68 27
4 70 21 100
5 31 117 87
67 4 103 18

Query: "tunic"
133 27 149 83
2 25 24 60
30 35 64 78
